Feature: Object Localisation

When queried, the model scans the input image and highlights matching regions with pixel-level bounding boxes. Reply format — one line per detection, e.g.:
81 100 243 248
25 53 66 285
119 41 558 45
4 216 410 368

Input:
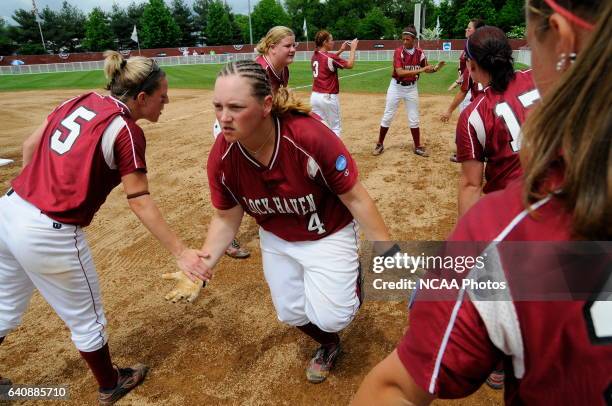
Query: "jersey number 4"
494 89 540 152
50 106 97 155
308 212 326 235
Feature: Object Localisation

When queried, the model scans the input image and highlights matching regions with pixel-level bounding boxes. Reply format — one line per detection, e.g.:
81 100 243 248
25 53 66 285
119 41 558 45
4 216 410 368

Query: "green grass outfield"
0 61 527 94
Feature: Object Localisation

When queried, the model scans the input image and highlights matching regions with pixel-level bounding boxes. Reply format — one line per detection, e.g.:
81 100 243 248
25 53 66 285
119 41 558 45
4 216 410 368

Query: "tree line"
0 0 525 56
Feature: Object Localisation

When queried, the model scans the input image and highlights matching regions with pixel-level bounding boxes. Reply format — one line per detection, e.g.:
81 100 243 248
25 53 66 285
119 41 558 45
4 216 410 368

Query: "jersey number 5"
50 106 97 155
494 89 540 152
312 61 319 78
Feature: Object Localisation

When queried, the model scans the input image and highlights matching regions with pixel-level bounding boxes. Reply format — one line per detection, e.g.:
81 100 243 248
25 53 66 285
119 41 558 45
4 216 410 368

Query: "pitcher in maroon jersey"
166 60 392 384
373 25 443 157
0 51 207 404
353 1 611 404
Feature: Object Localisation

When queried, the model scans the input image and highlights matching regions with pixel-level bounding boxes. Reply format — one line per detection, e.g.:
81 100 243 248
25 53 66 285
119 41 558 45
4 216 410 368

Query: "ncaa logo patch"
335 155 347 172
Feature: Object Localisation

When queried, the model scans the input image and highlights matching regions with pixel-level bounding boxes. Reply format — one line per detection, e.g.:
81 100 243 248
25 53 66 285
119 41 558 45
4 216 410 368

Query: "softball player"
310 30 358 136
255 26 296 93
456 27 540 218
0 51 207 404
168 61 391 384
442 18 486 123
353 1 611 403
210 27 296 260
373 25 443 158
455 26 540 389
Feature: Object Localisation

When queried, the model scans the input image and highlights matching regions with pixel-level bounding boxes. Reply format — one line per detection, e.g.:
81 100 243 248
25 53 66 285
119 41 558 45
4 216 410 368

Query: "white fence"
0 50 531 76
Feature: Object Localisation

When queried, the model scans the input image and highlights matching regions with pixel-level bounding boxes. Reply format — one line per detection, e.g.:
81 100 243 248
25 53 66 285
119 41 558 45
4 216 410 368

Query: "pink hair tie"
543 0 595 30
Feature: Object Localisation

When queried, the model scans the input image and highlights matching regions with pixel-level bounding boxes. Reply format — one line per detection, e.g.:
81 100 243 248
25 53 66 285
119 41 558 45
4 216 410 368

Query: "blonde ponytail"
218 61 311 116
271 87 310 116
103 50 165 102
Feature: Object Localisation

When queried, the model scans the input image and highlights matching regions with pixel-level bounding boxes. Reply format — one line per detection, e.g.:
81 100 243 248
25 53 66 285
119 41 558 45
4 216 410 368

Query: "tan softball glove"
434 61 446 72
162 271 204 303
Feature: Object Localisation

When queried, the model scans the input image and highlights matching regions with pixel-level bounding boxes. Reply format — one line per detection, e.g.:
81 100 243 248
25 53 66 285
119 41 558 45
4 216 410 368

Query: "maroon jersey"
459 50 467 76
255 54 289 93
459 66 481 101
311 50 348 94
455 70 540 194
392 47 427 85
207 113 358 242
397 179 612 404
12 92 146 226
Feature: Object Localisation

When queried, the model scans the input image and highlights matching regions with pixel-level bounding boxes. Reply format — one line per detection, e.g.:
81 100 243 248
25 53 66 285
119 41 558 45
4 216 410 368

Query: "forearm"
128 195 186 257
346 49 357 69
22 121 47 168
458 183 482 217
340 182 390 241
352 373 415 405
352 350 433 406
199 210 243 269
446 90 468 115
396 68 425 79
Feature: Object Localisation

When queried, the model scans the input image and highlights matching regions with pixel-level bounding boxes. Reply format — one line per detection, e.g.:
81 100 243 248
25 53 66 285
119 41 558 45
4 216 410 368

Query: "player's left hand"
424 65 436 73
434 61 446 72
162 271 204 303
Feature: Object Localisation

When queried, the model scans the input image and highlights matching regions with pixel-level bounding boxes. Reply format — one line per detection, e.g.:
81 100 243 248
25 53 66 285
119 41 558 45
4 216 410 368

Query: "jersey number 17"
494 89 540 152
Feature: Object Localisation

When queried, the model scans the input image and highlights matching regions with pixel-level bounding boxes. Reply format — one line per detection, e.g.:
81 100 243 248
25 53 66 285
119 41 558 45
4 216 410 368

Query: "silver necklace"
241 127 274 157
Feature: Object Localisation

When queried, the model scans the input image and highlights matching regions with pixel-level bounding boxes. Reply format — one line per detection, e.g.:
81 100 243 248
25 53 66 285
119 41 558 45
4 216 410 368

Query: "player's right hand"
350 38 359 50
176 248 211 282
162 271 204 303
440 112 451 123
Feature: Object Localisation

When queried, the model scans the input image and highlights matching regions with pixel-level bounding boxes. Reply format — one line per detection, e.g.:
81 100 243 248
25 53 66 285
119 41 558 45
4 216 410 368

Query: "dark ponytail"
466 26 515 92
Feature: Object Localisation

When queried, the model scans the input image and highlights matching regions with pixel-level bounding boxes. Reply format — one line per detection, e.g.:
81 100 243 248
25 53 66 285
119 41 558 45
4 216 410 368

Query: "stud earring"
556 52 577 72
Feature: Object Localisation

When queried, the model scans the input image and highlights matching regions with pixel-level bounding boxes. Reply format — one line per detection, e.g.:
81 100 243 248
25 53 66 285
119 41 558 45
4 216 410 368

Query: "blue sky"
1 0 258 24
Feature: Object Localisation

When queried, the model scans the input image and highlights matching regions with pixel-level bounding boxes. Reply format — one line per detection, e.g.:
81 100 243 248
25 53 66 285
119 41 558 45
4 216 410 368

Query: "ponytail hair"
314 30 332 49
271 87 310 116
103 50 165 102
255 26 295 55
470 18 485 29
217 60 310 116
465 26 514 92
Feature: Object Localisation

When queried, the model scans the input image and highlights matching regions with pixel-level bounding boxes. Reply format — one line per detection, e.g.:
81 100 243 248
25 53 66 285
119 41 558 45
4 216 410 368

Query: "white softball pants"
0 191 108 352
259 221 361 333
380 79 420 129
310 92 342 136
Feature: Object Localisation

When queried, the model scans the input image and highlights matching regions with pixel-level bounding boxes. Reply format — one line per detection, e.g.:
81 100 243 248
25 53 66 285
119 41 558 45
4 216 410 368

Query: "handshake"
162 271 205 303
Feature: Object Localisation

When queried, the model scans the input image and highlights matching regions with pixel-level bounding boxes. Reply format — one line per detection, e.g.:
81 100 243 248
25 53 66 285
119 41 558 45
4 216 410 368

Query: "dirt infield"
0 89 502 405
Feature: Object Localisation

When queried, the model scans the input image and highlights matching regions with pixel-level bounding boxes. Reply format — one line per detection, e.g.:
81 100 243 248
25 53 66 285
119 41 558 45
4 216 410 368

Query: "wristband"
381 243 401 258
127 191 150 199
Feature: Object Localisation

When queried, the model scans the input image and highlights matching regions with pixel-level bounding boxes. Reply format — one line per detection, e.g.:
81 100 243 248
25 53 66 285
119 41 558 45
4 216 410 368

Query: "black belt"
396 80 415 86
